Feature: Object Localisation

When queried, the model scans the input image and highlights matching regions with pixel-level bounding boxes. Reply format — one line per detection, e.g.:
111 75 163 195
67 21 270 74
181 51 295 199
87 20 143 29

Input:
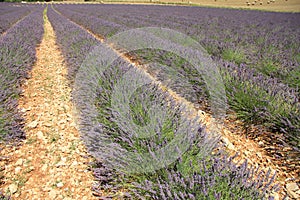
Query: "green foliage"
257 59 300 91
224 71 300 145
258 60 279 76
283 68 300 91
222 49 247 65
0 108 8 140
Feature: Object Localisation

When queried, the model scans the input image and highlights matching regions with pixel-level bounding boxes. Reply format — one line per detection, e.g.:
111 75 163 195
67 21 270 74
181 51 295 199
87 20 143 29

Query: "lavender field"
0 2 299 199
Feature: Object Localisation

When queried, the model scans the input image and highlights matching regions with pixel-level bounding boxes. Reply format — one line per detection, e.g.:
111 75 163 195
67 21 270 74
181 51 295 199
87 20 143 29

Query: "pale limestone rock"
286 183 299 192
28 121 38 128
49 190 58 199
286 183 299 199
56 182 64 188
9 184 18 194
222 137 235 150
15 166 22 174
15 158 23 166
37 131 44 140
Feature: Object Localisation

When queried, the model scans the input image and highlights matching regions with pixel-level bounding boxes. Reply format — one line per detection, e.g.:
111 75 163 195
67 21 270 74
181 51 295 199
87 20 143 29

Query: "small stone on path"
28 121 39 128
9 184 18 194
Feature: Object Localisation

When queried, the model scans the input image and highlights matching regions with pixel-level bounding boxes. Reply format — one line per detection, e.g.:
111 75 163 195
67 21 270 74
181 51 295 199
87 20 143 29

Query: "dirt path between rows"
0 12 97 200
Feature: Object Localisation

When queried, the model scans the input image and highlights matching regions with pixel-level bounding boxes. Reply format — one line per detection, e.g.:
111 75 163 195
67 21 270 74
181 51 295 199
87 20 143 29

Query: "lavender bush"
0 6 44 142
48 7 278 198
133 156 279 200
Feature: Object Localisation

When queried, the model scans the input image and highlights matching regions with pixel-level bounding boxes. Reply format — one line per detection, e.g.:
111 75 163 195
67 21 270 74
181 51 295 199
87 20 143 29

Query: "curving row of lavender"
0 3 32 34
54 4 300 145
48 6 278 199
0 5 44 142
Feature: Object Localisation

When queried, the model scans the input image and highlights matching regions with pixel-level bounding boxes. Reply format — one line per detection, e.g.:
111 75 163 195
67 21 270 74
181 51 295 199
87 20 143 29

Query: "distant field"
88 0 300 12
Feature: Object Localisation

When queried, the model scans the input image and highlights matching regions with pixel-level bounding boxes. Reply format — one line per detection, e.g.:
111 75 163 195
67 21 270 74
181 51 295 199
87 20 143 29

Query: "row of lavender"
48 6 278 199
54 4 300 145
56 4 300 89
0 3 32 34
0 6 44 142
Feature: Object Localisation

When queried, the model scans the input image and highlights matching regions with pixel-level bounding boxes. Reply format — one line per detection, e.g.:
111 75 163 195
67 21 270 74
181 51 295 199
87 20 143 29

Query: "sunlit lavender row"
0 6 44 142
